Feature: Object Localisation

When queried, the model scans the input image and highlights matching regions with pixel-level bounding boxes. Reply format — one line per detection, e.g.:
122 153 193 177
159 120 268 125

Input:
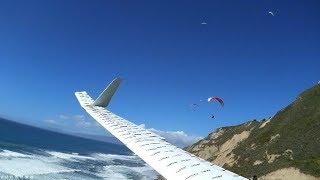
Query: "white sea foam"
92 153 139 162
0 150 30 158
100 164 157 180
0 149 157 179
95 153 157 179
0 154 78 177
46 151 95 161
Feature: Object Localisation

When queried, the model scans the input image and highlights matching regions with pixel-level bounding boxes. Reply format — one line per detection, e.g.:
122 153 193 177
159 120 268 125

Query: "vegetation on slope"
187 84 320 178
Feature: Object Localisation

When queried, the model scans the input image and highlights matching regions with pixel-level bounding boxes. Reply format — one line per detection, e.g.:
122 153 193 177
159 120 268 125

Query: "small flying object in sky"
190 103 199 111
189 96 224 118
201 22 207 25
268 11 275 16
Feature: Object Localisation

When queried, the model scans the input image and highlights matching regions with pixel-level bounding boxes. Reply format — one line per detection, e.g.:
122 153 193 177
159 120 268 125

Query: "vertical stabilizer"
93 77 122 107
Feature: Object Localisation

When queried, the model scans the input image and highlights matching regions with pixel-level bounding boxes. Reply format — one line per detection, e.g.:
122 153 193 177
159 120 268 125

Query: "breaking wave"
0 119 158 179
0 149 157 179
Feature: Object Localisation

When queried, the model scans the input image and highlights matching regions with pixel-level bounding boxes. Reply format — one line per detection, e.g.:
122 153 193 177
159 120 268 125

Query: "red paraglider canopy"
207 97 224 107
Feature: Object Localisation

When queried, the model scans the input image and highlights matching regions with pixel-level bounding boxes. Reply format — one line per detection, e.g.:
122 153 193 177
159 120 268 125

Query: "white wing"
268 11 274 16
75 78 247 180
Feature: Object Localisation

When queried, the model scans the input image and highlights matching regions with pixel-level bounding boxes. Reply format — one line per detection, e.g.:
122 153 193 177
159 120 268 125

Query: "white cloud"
72 115 85 122
43 119 57 124
69 115 92 128
58 115 69 120
139 124 202 148
43 115 202 147
76 120 92 128
44 114 94 129
58 114 85 122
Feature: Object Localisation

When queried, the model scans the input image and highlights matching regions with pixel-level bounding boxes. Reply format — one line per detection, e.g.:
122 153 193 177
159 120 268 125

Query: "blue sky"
0 0 319 138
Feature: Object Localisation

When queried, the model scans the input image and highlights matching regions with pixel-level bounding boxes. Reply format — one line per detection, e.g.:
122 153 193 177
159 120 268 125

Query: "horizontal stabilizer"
93 77 122 107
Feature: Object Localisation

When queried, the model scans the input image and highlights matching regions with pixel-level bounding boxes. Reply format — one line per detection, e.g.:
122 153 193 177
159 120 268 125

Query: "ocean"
0 118 157 179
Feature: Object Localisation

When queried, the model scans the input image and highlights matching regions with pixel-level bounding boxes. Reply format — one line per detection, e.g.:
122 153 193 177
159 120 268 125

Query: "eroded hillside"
186 84 320 179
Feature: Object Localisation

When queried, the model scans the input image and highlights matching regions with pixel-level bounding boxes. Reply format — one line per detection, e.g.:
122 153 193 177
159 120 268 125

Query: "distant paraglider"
207 96 224 107
207 96 224 119
268 11 275 16
190 103 199 111
189 96 224 119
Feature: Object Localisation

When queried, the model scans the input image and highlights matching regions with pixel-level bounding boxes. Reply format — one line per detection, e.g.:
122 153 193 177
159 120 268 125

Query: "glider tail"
93 77 122 107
